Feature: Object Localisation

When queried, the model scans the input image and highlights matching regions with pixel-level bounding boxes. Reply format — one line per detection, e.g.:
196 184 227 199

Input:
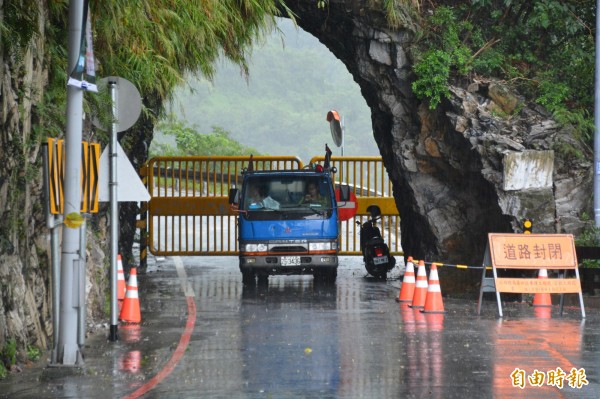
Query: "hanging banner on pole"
67 0 98 92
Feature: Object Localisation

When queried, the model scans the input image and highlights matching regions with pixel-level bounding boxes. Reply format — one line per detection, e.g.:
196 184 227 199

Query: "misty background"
154 18 380 162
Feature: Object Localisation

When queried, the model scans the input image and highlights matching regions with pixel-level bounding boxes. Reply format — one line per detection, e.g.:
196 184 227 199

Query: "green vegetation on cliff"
412 1 595 144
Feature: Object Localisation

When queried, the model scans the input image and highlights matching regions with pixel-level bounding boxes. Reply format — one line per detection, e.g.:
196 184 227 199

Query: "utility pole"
56 0 85 365
595 0 600 228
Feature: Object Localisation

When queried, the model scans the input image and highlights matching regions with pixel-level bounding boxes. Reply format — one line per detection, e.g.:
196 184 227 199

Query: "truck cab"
230 155 342 285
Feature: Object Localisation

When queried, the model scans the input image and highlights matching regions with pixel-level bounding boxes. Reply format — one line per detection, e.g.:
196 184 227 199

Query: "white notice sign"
98 142 150 202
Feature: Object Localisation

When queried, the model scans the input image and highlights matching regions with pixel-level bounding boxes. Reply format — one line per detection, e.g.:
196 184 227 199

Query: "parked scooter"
356 205 396 279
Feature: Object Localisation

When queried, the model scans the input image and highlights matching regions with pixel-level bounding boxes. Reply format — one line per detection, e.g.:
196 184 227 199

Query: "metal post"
595 0 600 228
341 116 345 157
42 146 62 365
50 223 62 363
78 218 87 345
108 81 120 342
57 0 85 366
139 200 148 270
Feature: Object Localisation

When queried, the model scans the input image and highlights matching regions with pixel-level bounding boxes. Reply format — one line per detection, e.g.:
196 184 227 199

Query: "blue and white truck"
229 148 346 284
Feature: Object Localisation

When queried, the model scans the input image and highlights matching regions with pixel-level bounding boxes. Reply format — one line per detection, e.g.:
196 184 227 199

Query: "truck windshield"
242 175 333 220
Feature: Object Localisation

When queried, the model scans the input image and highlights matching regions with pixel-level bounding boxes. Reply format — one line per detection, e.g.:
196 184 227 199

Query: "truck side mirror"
229 188 240 205
339 184 350 202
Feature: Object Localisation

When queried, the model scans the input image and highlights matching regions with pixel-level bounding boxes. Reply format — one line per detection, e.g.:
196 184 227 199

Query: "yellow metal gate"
140 155 402 258
311 156 401 256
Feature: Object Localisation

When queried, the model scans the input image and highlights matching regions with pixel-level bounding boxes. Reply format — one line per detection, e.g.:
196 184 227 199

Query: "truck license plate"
281 256 301 266
373 256 388 265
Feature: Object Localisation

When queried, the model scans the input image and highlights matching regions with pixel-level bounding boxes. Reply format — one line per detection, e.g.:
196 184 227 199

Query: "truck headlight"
242 243 268 253
309 242 332 251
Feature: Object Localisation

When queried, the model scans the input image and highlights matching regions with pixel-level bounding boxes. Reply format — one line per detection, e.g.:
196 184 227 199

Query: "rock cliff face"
0 2 108 360
284 0 592 272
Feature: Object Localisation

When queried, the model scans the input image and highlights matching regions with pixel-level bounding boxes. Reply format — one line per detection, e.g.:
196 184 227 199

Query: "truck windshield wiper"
304 205 330 216
258 206 287 215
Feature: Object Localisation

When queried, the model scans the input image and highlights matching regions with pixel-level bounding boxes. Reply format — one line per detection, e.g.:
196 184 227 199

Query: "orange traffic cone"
117 254 126 301
532 268 552 307
397 256 416 303
120 267 141 323
409 260 428 308
421 263 445 313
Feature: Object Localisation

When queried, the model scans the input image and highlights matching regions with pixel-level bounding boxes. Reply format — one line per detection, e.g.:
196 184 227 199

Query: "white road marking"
174 256 195 297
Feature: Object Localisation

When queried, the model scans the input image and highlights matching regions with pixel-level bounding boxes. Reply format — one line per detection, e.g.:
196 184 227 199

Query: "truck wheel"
315 270 337 285
257 274 269 286
241 270 256 285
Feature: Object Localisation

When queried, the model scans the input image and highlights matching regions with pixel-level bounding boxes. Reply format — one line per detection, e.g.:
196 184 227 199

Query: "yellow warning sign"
47 138 64 215
81 142 100 213
47 138 100 214
488 233 577 270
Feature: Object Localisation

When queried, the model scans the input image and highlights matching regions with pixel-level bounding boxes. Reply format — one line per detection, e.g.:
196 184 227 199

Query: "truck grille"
269 246 308 253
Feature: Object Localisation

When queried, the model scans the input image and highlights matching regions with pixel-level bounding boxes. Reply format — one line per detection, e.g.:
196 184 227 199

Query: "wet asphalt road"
1 255 599 398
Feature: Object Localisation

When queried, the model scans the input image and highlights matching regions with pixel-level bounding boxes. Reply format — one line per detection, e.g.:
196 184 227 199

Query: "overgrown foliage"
1 0 290 148
90 1 290 117
26 345 40 361
411 6 473 108
0 339 17 379
0 0 39 55
575 214 600 269
411 1 595 145
382 0 420 29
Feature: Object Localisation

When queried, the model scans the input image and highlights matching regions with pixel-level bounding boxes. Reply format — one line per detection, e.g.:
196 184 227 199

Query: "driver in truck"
300 181 327 206
247 182 280 210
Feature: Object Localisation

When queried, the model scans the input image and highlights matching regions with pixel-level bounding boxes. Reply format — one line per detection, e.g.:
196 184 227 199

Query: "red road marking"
123 296 196 399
